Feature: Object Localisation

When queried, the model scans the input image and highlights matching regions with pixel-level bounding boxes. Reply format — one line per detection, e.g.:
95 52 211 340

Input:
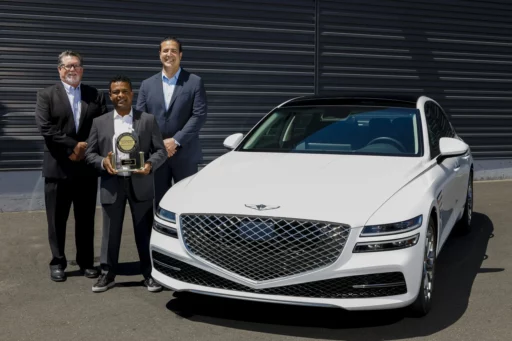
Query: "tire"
409 217 436 317
456 172 473 235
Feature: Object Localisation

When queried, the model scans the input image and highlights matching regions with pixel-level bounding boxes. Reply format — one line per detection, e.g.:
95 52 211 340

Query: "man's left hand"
164 138 178 158
134 162 152 175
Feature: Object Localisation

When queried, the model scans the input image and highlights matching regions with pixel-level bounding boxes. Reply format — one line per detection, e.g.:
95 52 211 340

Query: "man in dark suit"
35 50 108 282
136 36 207 210
85 75 167 293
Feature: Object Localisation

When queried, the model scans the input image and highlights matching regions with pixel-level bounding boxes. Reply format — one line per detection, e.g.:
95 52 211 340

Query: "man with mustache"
136 37 207 210
35 50 108 282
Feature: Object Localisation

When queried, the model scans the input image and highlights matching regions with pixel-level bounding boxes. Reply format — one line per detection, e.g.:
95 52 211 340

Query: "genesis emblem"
245 204 280 211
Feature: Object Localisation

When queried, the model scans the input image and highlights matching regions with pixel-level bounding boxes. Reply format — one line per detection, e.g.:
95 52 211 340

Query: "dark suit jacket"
136 68 207 165
35 82 108 178
85 109 167 204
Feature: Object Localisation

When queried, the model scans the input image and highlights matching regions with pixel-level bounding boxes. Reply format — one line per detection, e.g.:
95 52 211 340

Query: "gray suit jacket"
85 109 166 204
136 68 207 165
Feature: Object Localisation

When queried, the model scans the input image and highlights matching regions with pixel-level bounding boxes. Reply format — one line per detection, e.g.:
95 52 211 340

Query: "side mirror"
223 133 244 150
438 137 468 163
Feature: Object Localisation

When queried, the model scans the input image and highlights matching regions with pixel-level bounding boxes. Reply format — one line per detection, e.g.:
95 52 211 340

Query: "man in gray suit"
136 36 207 209
85 75 166 293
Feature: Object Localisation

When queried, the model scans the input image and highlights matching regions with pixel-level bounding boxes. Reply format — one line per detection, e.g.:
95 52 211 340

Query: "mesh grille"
152 251 407 299
180 214 351 281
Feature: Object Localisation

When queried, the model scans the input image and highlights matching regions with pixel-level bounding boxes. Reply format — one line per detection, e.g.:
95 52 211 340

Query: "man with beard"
136 37 207 210
35 50 108 282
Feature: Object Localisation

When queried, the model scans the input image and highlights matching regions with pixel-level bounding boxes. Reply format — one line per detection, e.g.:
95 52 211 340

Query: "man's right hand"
102 151 117 175
70 141 88 161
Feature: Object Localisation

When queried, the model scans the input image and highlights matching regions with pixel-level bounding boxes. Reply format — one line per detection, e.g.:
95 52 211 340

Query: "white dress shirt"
102 108 134 176
62 81 81 132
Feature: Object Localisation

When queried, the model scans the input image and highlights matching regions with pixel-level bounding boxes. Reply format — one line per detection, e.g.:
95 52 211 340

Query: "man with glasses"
136 37 207 210
35 50 108 282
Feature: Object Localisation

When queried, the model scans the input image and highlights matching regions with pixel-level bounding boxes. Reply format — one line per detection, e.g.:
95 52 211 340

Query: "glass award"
111 131 144 172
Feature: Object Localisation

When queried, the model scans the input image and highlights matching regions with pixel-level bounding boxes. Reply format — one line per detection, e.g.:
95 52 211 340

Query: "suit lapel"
105 111 115 151
154 72 166 112
167 70 184 113
56 83 75 125
78 86 89 133
132 109 142 136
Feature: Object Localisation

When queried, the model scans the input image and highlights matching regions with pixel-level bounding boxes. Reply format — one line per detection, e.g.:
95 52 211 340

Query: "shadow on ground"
165 212 501 340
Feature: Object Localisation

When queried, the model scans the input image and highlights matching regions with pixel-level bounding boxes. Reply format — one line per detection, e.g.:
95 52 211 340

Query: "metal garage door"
2 0 512 171
0 0 315 170
318 0 512 159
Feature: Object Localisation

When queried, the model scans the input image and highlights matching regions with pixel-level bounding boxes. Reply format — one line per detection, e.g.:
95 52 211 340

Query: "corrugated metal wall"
318 0 512 159
0 0 315 169
1 0 512 170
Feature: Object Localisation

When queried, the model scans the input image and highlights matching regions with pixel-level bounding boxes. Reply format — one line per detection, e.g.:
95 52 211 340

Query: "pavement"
0 181 511 341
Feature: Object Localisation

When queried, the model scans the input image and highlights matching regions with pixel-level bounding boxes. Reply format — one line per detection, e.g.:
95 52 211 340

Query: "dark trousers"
154 158 198 210
44 176 98 270
100 176 154 279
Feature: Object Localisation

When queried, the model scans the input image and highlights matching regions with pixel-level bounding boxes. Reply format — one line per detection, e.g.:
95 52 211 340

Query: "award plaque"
111 132 144 172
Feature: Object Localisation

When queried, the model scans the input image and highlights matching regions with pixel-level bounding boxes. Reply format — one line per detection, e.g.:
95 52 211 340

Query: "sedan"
150 95 473 317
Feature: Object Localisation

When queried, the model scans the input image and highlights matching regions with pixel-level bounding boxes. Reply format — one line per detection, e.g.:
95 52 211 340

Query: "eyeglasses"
60 64 83 71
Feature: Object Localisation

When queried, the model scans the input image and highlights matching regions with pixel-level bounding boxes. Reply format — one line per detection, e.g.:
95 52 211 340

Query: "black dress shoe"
50 268 66 282
80 267 99 279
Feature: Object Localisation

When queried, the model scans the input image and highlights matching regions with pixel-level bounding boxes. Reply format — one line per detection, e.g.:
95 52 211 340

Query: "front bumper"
150 222 425 311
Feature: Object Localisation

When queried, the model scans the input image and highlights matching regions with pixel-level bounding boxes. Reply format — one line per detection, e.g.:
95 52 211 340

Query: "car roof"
279 94 420 108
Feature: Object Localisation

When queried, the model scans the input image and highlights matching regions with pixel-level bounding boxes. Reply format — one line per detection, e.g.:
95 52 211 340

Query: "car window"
424 102 442 157
425 101 455 158
434 103 456 138
239 105 423 157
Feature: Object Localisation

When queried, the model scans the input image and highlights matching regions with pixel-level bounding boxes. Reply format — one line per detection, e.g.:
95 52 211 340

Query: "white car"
150 95 473 317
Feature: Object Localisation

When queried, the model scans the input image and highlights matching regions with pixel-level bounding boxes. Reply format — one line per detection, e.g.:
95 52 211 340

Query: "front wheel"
409 218 436 317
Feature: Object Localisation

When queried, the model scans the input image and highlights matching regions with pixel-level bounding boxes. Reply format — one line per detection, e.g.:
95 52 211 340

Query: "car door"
435 103 471 214
424 102 459 243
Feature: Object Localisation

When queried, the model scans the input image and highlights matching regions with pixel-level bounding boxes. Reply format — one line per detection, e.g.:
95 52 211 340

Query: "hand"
134 162 152 176
71 141 88 160
69 153 79 161
102 151 117 175
164 138 178 158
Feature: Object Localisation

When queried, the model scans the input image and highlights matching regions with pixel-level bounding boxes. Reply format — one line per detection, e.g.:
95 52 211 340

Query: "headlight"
154 207 178 238
156 207 176 224
353 234 420 253
361 215 423 237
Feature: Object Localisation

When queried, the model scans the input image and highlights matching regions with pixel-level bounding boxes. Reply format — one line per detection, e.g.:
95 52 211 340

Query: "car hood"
166 152 425 227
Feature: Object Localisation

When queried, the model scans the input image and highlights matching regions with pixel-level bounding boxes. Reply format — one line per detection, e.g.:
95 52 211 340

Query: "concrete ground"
0 181 510 341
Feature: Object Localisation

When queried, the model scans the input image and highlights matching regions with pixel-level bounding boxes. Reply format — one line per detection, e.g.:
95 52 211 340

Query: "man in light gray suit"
85 75 167 293
136 36 207 209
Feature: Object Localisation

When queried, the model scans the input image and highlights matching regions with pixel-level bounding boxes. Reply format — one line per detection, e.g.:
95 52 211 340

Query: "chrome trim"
352 282 406 289
179 213 351 284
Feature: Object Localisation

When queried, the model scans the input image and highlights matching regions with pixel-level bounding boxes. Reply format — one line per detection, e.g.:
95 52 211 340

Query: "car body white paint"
150 95 473 311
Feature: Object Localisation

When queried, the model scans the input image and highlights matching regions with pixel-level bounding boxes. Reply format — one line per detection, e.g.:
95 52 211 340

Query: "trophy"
111 131 145 172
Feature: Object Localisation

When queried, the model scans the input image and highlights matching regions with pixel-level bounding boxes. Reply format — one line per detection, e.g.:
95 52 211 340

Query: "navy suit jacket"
136 68 207 164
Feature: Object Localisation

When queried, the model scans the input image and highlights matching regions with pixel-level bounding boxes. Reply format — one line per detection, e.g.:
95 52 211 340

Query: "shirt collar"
113 107 133 119
62 81 81 93
162 67 181 85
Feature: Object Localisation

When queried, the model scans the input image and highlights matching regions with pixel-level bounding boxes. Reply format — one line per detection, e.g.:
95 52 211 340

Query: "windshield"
238 105 423 156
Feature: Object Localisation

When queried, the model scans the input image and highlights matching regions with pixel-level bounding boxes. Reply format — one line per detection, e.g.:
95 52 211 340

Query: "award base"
111 152 145 172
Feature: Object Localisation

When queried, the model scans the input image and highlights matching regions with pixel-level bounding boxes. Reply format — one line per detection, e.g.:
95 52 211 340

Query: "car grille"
180 214 351 282
152 251 407 299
